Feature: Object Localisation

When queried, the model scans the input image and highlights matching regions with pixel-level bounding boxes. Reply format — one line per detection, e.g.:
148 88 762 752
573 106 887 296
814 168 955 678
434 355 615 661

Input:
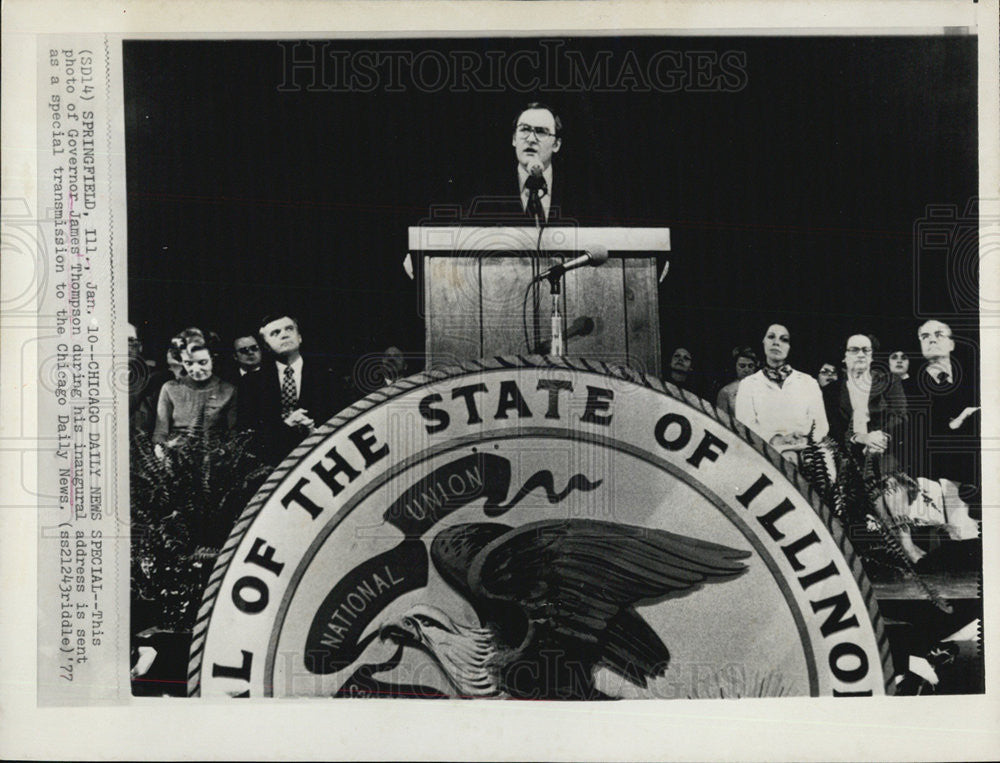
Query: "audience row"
128 314 979 562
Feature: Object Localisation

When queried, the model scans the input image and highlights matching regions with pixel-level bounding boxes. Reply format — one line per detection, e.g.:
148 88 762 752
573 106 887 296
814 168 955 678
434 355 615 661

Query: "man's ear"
552 137 562 154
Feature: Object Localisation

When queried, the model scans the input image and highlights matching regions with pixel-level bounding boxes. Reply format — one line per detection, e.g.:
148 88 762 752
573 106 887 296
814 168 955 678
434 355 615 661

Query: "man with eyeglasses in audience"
877 323 981 684
913 320 981 507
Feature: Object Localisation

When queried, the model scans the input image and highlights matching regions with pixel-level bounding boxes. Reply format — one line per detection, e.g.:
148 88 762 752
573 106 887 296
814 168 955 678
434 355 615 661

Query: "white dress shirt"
924 360 954 384
734 369 829 443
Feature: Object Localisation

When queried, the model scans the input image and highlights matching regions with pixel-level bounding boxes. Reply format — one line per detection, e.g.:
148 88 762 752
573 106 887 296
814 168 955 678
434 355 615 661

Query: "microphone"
525 161 546 190
566 316 596 339
524 162 546 225
536 245 609 282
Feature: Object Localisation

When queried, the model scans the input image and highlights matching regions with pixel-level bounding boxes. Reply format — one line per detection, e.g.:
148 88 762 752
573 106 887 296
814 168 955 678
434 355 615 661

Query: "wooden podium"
409 226 670 376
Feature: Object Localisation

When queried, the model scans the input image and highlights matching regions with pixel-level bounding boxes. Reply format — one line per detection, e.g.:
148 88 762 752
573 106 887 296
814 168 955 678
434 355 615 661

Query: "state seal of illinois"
189 358 892 699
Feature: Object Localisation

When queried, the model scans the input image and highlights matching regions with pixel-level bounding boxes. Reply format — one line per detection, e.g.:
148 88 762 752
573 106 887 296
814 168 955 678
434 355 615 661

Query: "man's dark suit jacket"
822 370 907 474
461 165 617 227
903 364 980 498
237 357 341 464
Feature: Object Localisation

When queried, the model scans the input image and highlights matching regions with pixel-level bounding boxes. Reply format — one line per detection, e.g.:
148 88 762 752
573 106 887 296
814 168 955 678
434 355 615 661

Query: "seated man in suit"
885 321 981 681
238 314 338 464
900 320 980 542
916 320 980 492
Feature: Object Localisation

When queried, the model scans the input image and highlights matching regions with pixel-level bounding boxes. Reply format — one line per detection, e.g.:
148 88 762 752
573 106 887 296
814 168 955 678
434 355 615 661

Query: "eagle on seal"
378 519 751 700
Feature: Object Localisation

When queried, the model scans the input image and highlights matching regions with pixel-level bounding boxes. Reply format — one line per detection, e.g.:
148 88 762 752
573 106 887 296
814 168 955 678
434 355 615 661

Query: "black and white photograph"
122 32 985 698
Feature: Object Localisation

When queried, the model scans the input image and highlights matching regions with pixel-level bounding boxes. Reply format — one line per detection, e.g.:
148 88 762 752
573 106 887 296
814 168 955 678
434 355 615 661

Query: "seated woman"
715 345 758 417
825 334 976 561
153 341 237 450
822 333 905 468
816 361 839 389
734 323 828 460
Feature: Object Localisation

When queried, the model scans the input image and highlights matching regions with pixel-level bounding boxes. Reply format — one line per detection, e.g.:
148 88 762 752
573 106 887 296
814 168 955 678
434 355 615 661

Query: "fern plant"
130 427 271 631
799 437 951 613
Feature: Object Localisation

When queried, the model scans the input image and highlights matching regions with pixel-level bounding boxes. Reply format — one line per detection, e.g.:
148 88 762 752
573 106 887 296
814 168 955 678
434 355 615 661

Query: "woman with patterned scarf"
734 323 828 461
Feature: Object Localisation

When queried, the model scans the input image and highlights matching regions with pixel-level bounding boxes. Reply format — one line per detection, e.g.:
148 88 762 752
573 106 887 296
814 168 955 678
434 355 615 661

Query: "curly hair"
168 327 223 365
732 345 759 366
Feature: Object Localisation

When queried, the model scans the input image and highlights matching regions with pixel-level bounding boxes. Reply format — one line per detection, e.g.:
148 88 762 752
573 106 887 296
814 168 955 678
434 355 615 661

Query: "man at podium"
463 102 610 226
511 102 561 223
411 102 663 371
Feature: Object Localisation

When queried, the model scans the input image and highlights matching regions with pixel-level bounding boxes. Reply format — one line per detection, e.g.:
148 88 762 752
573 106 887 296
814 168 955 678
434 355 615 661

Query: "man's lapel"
263 360 282 413
838 380 852 422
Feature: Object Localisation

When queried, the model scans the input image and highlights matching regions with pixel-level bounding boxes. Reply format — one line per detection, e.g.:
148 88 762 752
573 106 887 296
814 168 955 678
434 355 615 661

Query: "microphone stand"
545 267 564 356
529 192 544 355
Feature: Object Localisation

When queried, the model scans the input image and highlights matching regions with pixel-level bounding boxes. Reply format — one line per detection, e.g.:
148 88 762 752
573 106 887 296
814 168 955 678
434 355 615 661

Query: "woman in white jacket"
735 323 828 461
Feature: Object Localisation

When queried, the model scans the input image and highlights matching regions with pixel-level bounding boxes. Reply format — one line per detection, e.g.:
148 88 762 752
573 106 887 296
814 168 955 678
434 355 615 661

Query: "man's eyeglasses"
516 124 557 140
236 345 260 355
846 346 872 355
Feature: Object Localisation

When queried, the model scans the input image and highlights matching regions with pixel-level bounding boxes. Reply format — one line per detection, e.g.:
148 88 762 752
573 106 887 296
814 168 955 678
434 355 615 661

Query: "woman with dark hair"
734 323 828 460
822 333 905 465
716 345 758 417
152 338 237 452
816 362 839 389
815 333 977 565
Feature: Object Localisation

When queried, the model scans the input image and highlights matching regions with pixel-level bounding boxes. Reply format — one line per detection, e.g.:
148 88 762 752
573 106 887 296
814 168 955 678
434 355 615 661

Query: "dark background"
124 36 978 389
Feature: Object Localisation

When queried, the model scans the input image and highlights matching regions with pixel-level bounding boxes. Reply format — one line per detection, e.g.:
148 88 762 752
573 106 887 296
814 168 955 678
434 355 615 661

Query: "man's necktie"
936 371 950 385
526 189 543 221
281 365 297 417
525 174 547 222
